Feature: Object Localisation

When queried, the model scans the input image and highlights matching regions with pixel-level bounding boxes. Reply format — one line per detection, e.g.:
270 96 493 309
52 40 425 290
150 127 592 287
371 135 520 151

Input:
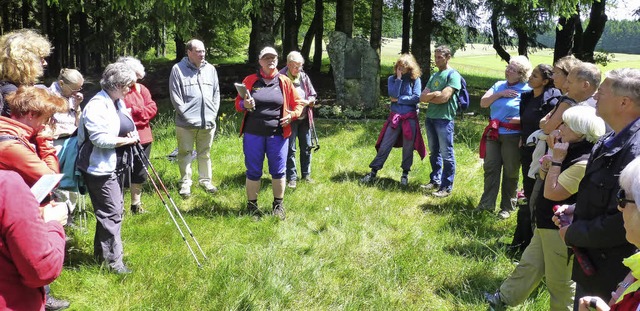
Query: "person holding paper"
77 62 139 274
234 46 303 220
279 51 317 189
169 39 220 198
0 170 67 311
0 86 70 311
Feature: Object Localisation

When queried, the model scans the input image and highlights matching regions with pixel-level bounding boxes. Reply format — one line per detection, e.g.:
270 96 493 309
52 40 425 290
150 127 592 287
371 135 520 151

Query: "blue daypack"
446 70 470 111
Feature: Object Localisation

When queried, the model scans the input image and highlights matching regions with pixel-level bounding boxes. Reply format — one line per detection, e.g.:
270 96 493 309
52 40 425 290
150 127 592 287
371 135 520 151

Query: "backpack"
446 70 470 111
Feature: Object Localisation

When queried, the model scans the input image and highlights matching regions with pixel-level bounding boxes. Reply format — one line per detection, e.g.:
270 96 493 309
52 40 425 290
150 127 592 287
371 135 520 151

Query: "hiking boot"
420 181 440 191
179 183 191 198
45 296 70 311
400 175 408 186
272 202 286 220
484 292 506 311
432 189 451 198
360 172 376 183
199 182 218 194
287 180 297 188
498 210 511 219
130 204 146 215
247 202 263 218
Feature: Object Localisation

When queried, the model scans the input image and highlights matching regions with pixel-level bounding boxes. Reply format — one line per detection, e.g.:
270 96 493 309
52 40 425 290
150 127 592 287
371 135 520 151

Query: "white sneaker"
179 183 191 198
199 182 218 194
498 210 511 219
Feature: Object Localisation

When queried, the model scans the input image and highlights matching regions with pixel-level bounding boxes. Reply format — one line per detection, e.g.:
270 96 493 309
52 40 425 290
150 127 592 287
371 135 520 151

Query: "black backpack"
446 70 470 111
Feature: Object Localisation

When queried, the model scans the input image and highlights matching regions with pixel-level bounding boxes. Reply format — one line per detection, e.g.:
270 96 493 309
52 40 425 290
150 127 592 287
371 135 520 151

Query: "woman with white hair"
280 51 317 189
77 62 139 274
117 56 158 214
485 105 606 310
478 55 532 218
576 156 640 310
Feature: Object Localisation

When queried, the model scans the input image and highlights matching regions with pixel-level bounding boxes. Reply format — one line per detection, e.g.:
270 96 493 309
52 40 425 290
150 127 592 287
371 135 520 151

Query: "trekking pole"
132 144 205 267
134 143 208 262
307 107 320 152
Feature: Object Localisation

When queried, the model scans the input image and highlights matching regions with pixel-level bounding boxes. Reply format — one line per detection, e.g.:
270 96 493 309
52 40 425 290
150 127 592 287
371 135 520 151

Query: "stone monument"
327 31 380 109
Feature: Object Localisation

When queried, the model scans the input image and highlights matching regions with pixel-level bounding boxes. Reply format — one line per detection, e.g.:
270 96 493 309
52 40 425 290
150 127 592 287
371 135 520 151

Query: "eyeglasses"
617 189 636 208
505 66 519 73
63 83 82 93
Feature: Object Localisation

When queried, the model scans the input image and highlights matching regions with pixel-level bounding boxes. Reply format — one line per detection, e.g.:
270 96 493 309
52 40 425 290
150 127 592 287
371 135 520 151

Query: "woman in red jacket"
118 56 158 215
235 47 303 220
0 170 67 311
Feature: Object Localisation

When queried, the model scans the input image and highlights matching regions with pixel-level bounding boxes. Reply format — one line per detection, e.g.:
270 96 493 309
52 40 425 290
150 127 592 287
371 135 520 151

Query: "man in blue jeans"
419 45 461 197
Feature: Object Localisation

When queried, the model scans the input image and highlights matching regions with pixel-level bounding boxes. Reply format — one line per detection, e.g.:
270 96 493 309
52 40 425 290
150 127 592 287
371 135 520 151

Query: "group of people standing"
480 57 640 310
2 28 640 311
0 29 158 310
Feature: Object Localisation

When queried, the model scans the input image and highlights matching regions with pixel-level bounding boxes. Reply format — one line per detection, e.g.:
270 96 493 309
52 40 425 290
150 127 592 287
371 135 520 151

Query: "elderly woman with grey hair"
478 55 532 219
279 51 317 188
77 62 139 274
117 56 157 214
485 105 606 310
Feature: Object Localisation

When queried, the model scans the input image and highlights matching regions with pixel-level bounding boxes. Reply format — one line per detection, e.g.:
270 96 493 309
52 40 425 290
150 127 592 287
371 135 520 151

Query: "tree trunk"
490 10 511 63
21 0 29 29
553 14 578 63
283 0 302 56
311 0 324 73
175 35 185 61
248 0 276 64
301 0 321 62
335 0 353 38
1 0 9 34
76 12 90 74
515 26 528 57
370 0 383 57
401 0 411 53
573 16 584 60
578 0 608 63
411 0 434 81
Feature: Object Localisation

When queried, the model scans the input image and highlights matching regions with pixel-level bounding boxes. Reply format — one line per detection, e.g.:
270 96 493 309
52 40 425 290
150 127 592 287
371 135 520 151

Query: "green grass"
54 101 555 310
51 43 640 310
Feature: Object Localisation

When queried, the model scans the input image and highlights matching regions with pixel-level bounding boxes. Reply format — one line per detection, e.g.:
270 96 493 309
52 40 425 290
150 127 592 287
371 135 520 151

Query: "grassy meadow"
52 43 640 310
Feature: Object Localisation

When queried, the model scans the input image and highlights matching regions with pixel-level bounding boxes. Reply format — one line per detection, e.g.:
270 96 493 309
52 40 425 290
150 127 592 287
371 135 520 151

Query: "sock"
273 198 283 206
248 199 258 207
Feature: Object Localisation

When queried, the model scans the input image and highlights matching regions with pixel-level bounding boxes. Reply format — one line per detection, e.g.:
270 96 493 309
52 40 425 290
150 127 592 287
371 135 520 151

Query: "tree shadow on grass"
329 170 425 193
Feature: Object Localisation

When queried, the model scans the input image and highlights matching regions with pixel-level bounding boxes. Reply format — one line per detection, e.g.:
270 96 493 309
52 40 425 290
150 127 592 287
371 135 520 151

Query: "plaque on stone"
344 50 362 79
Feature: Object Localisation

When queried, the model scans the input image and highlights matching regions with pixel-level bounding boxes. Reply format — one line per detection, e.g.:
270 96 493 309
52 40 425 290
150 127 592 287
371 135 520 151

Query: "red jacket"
0 170 66 311
234 73 302 138
124 83 158 144
0 117 59 187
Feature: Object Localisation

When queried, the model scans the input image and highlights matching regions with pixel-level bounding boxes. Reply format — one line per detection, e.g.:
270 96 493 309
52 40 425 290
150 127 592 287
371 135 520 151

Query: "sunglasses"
617 189 636 208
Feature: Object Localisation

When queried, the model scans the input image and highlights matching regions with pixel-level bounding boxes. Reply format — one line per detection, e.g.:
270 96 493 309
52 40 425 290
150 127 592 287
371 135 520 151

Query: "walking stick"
306 107 320 152
133 143 208 267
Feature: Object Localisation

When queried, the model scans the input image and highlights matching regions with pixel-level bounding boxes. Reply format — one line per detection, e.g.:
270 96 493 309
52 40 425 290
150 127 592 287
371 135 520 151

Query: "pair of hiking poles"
132 143 208 267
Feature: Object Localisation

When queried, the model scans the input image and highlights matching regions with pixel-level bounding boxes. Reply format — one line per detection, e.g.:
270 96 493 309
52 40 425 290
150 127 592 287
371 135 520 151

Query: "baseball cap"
259 47 278 59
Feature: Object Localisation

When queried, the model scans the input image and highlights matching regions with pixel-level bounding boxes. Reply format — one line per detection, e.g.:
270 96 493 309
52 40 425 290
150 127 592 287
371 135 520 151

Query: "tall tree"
370 0 383 56
411 0 434 80
401 0 411 53
283 0 302 55
576 0 607 62
335 0 354 37
248 0 276 63
311 0 324 72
